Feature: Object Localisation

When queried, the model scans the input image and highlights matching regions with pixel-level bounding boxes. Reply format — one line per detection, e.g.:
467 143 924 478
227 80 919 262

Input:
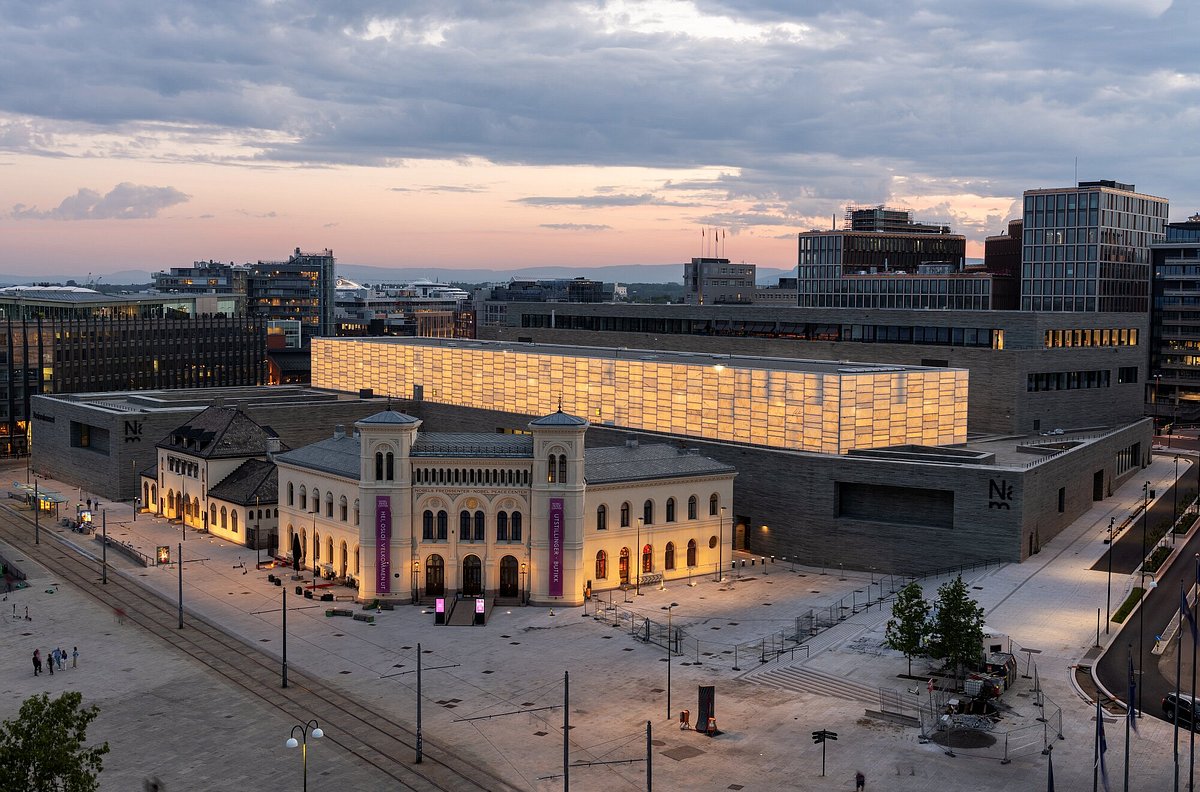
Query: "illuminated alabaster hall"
312 338 967 454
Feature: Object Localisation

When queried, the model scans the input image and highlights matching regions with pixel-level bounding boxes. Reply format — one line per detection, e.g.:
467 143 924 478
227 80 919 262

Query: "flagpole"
1191 554 1199 792
1094 694 1100 792
1178 578 1185 792
1125 644 1132 792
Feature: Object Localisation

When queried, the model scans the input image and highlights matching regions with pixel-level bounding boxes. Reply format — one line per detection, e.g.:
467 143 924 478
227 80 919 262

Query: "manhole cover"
662 745 706 761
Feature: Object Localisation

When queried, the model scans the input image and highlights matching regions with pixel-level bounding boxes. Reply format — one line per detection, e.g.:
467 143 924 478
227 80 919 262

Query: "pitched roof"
156 406 286 459
585 444 736 484
358 410 420 425
529 409 588 427
207 459 278 506
275 435 362 479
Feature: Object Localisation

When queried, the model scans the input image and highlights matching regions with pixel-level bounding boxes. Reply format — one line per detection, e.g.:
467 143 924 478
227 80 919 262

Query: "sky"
1 0 1198 277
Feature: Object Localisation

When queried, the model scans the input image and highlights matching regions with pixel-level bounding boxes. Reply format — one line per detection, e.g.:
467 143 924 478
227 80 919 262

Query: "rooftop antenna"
1074 156 1078 186
557 395 563 413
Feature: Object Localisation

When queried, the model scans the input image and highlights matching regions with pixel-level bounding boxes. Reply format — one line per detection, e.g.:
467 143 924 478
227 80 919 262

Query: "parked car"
1163 693 1200 728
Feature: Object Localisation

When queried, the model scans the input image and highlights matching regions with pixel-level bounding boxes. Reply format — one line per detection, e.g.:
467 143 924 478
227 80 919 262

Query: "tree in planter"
927 575 985 689
885 581 930 677
0 691 109 792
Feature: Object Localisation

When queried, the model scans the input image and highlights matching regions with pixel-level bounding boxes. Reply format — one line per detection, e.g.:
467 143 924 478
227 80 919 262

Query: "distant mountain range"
0 263 798 287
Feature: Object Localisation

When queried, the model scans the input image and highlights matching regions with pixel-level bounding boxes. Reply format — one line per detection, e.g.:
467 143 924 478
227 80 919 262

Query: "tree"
885 581 930 677
928 575 985 688
0 691 109 792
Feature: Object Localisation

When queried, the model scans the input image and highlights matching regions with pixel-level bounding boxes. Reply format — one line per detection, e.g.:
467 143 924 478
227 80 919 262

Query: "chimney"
265 437 281 457
333 425 345 440
625 437 638 449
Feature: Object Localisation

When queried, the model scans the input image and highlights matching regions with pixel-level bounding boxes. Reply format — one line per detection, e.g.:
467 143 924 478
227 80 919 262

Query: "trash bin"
295 586 303 595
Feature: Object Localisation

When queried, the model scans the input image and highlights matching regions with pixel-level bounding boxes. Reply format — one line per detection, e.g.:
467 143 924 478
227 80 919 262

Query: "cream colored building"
311 337 967 454
274 409 736 606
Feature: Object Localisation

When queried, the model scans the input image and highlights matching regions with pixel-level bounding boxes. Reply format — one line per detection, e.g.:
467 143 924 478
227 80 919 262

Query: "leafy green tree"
0 691 109 792
885 581 930 677
928 575 985 688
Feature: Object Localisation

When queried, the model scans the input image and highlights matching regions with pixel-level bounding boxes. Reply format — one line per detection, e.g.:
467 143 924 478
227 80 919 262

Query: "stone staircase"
750 665 881 704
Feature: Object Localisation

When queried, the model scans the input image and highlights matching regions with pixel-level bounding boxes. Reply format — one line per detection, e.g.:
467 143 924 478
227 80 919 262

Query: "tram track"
0 505 522 792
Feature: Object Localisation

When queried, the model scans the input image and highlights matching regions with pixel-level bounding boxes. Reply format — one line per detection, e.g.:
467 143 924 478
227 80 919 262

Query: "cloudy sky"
1 0 1197 276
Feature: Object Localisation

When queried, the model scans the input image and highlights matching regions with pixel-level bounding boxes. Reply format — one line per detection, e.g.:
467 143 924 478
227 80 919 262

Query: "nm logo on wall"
988 479 1015 510
124 420 143 442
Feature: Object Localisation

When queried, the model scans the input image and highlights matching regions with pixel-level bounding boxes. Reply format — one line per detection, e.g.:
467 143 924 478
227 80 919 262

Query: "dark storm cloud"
11 183 190 220
1 0 1197 217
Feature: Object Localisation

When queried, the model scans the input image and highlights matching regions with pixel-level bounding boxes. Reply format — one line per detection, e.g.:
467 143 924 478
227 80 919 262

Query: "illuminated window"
596 550 608 579
687 539 697 567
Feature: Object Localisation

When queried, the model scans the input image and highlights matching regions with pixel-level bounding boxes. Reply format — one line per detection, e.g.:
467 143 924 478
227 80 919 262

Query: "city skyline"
2 1 1197 276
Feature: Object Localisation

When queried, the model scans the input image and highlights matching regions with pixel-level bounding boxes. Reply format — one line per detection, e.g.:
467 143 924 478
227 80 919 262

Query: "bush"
1145 546 1172 575
1113 588 1145 624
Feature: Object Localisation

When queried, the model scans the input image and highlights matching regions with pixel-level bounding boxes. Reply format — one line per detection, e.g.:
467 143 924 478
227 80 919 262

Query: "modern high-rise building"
1150 216 1200 425
1020 180 1168 312
683 258 756 305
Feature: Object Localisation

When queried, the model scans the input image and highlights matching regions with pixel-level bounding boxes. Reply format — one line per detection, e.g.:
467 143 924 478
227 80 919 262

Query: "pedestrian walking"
57 648 65 670
32 649 40 676
855 770 865 791
72 646 78 668
47 649 54 675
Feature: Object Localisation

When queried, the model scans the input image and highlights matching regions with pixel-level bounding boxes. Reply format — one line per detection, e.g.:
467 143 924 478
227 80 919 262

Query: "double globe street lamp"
285 719 324 792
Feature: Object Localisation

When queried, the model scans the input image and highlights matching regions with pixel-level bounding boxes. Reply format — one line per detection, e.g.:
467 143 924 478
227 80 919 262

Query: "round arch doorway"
425 554 445 597
499 555 519 598
462 555 483 596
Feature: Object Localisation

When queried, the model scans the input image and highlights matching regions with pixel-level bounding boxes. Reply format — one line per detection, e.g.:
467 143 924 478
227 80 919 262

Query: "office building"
1020 180 1168 312
1150 216 1200 425
683 258 756 305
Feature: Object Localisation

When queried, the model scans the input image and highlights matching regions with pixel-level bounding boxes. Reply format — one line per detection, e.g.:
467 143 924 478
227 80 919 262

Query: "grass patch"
1113 588 1145 624
1145 546 1172 575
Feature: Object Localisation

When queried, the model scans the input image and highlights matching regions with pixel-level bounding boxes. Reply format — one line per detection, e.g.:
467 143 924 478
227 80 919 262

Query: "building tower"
528 409 589 606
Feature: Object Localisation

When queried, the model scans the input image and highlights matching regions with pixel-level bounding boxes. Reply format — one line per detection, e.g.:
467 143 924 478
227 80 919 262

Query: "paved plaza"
0 456 1194 790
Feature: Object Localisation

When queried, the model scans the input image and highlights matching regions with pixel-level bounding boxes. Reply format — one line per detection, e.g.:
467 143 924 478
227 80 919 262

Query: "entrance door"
425 554 445 597
1093 470 1104 501
499 555 518 597
619 548 630 585
462 555 483 596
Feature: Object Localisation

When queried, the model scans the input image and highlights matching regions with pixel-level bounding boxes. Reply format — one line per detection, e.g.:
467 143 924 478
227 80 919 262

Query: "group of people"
32 646 77 676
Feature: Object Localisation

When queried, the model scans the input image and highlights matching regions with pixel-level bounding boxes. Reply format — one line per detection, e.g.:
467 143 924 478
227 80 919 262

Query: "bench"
352 613 375 623
325 608 354 617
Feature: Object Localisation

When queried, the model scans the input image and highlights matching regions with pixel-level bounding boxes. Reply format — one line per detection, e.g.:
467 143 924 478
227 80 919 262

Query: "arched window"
596 550 608 579
423 510 434 540
375 452 384 481
209 504 216 527
557 455 567 484
709 493 719 516
313 532 320 562
665 542 675 570
353 499 360 525
666 498 676 523
474 511 485 541
326 492 333 518
687 495 697 520
231 510 239 534
460 510 471 540
311 489 320 513
354 545 360 574
326 537 333 566
299 486 307 511
511 512 522 542
687 539 697 567
620 502 630 528
436 510 448 540
641 544 653 573
287 482 294 506
220 506 227 529
619 547 630 584
643 500 654 525
339 495 348 522
547 455 557 483
497 512 509 542
596 505 607 531
386 452 394 481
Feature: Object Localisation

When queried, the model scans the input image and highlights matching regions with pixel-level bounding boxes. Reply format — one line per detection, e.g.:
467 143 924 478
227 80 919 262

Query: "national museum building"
274 408 735 606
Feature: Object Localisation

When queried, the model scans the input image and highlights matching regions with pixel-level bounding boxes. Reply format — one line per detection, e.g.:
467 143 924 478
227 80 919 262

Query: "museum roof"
156 406 285 459
358 410 421 425
275 435 362 478
411 434 535 458
529 409 588 427
207 459 278 506
323 336 957 376
584 444 736 484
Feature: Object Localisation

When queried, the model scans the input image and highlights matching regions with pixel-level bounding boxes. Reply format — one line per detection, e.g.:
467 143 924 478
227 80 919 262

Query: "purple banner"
549 497 564 598
376 495 391 594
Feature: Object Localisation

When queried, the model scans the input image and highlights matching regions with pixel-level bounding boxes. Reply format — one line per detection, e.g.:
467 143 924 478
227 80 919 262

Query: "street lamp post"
101 510 107 585
1139 481 1150 717
1154 373 1163 437
636 517 643 596
33 479 39 545
1175 456 1181 545
520 562 527 606
285 719 324 792
1106 517 1115 633
412 560 419 605
662 602 679 721
716 506 725 583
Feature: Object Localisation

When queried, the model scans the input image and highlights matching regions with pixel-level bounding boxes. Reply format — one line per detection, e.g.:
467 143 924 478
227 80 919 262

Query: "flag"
1127 654 1139 734
1046 747 1055 792
1096 698 1111 792
1183 586 1199 645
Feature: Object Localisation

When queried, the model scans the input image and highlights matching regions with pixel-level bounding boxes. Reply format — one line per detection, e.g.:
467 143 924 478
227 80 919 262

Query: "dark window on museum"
1058 487 1065 513
1117 366 1138 384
